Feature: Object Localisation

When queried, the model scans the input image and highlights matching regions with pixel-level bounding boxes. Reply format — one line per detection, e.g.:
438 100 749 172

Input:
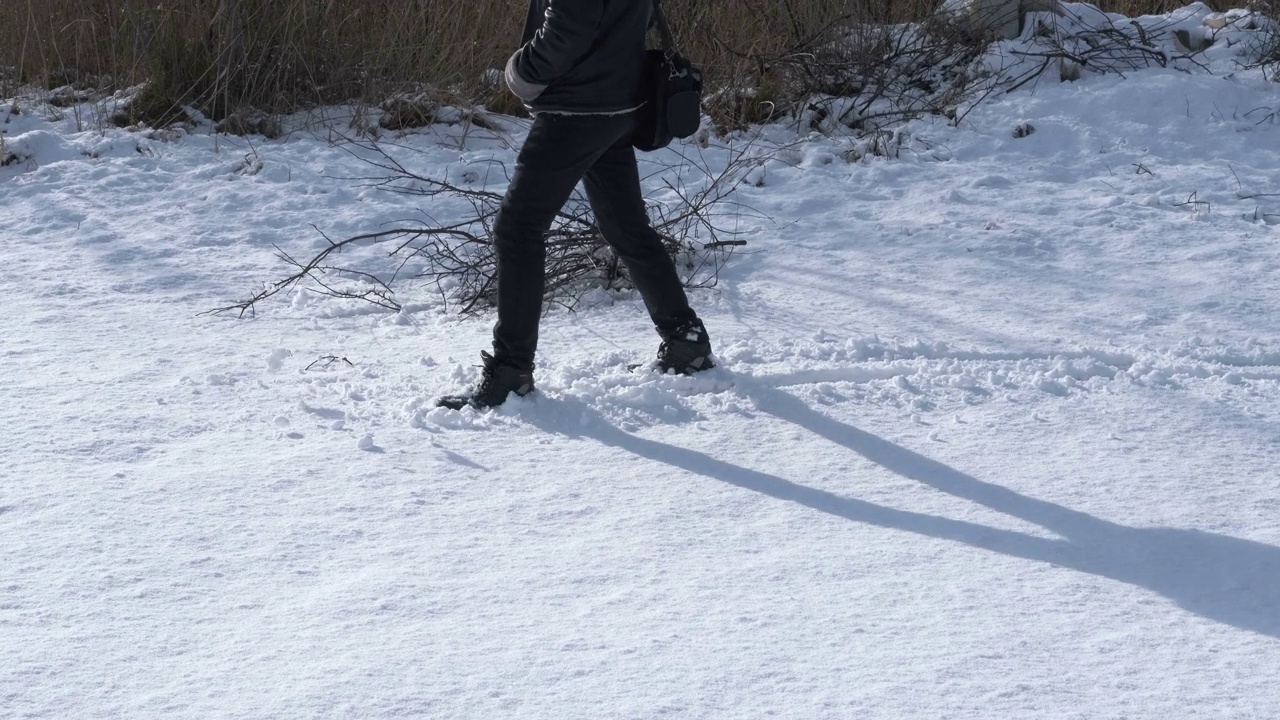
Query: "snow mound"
1 129 79 171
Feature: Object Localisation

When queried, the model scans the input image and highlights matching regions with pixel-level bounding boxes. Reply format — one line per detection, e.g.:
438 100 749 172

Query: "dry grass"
0 0 1240 127
2 0 521 124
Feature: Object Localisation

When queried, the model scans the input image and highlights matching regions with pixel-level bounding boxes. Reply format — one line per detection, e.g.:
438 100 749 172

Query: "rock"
1203 13 1229 30
948 0 1064 40
1172 28 1215 53
379 95 439 131
216 108 282 139
1059 59 1082 82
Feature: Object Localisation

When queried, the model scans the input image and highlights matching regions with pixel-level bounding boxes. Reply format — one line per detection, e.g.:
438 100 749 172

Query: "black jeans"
491 111 697 370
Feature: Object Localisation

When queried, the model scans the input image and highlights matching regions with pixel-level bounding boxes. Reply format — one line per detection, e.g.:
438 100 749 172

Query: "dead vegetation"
0 1 1249 132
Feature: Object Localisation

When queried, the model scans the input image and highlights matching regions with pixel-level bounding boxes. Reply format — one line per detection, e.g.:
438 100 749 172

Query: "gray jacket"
505 0 652 114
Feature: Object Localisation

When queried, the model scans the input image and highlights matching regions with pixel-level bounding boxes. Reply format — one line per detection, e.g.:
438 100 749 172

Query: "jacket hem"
530 103 645 117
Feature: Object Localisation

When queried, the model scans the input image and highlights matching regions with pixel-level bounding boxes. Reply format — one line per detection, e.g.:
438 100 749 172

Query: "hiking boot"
436 352 535 410
657 319 714 375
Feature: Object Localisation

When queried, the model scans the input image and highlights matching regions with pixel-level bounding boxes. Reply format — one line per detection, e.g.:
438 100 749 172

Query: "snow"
5 6 1280 717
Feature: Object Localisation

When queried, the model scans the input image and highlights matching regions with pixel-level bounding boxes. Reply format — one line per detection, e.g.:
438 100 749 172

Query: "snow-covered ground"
4 5 1280 718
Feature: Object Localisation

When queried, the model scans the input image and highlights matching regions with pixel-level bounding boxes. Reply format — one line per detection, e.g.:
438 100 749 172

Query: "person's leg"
490 114 620 370
439 115 627 409
581 128 699 334
582 123 712 374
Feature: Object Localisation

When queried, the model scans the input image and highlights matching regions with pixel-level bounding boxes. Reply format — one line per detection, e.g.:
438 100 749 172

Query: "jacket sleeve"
512 0 604 88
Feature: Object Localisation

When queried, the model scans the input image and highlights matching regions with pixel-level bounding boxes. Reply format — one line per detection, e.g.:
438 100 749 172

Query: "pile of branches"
727 2 1280 137
1000 8 1211 92
713 5 995 134
213 139 760 318
807 14 995 133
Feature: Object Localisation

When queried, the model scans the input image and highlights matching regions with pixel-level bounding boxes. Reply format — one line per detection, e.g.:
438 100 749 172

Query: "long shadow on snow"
526 379 1280 640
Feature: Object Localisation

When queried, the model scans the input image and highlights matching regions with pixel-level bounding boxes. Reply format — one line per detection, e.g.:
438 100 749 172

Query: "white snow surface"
5 12 1280 718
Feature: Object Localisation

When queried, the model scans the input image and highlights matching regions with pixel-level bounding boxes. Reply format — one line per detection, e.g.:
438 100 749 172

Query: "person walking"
438 0 714 410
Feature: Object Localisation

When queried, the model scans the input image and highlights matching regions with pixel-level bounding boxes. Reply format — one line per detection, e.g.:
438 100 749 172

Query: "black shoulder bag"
632 0 703 152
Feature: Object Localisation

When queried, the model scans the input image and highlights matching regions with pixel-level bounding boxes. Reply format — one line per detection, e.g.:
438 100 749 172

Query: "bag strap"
652 0 678 57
